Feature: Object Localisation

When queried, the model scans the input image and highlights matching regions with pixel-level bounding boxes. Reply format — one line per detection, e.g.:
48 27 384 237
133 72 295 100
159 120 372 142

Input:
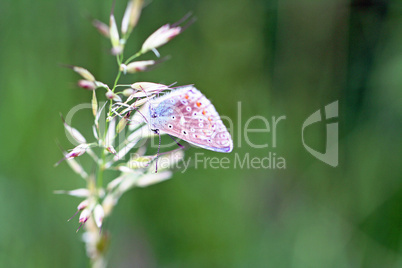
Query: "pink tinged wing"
151 86 233 153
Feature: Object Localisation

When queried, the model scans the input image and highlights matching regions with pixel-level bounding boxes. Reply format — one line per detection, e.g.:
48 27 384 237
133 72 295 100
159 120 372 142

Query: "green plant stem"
97 117 109 189
112 71 122 92
112 53 124 92
124 51 143 65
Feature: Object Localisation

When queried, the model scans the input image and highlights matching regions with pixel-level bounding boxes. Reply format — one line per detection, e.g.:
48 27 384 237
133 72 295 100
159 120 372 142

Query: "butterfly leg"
167 134 185 149
151 129 161 173
151 130 187 173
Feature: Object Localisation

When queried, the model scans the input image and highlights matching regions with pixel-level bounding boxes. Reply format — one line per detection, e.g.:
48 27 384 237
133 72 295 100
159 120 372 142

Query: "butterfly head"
149 107 157 118
147 101 163 132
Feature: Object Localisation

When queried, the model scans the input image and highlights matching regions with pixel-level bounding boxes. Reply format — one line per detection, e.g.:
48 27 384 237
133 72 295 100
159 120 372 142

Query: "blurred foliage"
0 0 401 267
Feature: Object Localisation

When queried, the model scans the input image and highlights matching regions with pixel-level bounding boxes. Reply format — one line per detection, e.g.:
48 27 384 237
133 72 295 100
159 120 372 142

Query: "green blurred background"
0 0 401 267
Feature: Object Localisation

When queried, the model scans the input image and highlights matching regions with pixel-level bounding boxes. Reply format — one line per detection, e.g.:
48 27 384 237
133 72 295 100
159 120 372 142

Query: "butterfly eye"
182 130 188 135
186 107 191 112
181 100 188 105
168 124 173 129
151 114 158 118
192 112 197 116
198 118 203 122
199 123 204 128
190 128 195 132
171 115 176 120
208 139 212 143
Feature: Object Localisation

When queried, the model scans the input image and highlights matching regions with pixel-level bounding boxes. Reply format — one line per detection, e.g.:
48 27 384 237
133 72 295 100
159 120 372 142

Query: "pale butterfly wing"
147 86 233 153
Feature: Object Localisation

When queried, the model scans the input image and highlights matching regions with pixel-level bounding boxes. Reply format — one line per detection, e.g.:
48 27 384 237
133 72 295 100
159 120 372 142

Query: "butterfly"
144 85 233 153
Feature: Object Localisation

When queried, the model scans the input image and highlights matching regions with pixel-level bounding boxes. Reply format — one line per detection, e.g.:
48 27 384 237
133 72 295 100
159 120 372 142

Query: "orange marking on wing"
184 94 189 99
208 116 212 121
196 101 201 107
202 110 206 115
203 130 212 136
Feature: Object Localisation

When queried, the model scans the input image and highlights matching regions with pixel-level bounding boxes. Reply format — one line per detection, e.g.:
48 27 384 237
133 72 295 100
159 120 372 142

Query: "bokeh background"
0 0 401 267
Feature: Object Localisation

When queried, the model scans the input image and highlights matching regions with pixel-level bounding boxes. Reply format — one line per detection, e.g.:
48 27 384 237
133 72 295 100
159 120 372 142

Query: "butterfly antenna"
123 92 150 124
154 129 161 173
137 85 159 122
129 103 149 124
139 85 153 106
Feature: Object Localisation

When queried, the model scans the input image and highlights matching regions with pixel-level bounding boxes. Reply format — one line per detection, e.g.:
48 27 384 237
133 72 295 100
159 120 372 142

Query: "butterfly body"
146 86 233 153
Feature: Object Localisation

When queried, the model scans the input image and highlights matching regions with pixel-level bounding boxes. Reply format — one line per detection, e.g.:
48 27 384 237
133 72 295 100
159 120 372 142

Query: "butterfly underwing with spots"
144 85 233 153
